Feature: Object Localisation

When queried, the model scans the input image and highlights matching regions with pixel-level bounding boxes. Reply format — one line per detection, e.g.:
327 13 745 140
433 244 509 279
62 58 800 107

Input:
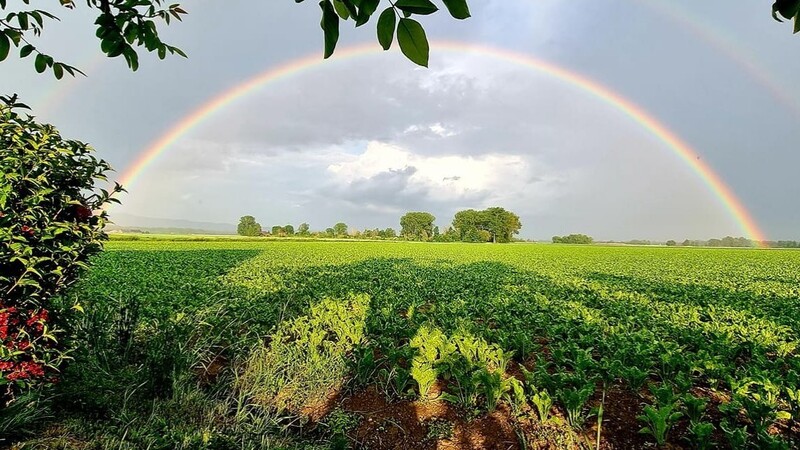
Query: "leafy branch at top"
772 0 800 33
0 0 187 78
314 0 470 67
1 1 795 79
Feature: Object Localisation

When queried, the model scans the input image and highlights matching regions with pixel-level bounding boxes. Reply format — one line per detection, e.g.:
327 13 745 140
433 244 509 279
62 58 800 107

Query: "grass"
3 241 799 449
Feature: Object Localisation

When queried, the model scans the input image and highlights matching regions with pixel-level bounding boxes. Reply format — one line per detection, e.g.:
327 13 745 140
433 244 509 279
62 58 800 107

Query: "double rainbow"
117 41 768 243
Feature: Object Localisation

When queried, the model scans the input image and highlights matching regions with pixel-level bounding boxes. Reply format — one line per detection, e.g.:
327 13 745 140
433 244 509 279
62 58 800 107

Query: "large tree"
483 207 522 243
400 211 435 241
452 209 487 241
237 215 262 236
298 223 310 236
452 207 521 243
333 222 348 237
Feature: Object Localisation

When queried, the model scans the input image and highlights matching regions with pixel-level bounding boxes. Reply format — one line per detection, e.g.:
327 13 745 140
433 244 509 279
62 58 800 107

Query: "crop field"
19 241 800 449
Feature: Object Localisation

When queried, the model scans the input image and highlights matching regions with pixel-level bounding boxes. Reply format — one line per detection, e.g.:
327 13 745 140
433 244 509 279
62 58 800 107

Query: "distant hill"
108 213 236 234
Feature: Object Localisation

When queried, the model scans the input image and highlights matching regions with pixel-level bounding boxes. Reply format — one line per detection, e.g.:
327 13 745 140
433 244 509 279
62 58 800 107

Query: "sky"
3 0 800 241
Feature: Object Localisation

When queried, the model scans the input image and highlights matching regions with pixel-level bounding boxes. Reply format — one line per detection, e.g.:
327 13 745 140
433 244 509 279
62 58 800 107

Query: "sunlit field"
22 240 799 449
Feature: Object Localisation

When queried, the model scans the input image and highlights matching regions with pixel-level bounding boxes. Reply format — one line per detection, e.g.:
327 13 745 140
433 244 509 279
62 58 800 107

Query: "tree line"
237 207 522 243
552 234 594 244
670 237 800 249
609 237 800 249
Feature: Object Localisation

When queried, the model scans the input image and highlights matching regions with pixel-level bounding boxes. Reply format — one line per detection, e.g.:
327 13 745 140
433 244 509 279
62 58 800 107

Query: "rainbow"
117 41 768 244
640 0 800 119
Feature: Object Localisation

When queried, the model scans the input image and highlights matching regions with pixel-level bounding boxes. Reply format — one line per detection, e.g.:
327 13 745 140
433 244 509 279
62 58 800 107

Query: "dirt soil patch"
340 385 521 449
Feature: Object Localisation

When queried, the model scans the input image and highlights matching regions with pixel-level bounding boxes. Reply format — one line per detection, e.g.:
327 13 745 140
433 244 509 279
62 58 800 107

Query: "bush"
0 96 122 404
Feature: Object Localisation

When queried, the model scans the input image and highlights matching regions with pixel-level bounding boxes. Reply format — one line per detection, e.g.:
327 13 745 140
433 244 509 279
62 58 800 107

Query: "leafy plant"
410 358 438 399
237 294 369 416
558 383 595 429
648 382 677 408
721 419 749 450
637 403 683 446
686 421 715 450
503 375 526 415
531 388 553 423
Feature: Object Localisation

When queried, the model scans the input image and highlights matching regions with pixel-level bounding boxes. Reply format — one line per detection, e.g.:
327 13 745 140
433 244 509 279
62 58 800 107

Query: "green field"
16 241 800 449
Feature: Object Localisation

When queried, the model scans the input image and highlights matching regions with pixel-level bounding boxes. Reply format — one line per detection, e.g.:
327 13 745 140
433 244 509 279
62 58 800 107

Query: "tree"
271 225 284 236
298 223 310 236
552 234 593 244
284 224 295 236
333 222 348 237
0 0 472 78
452 209 485 241
482 207 521 243
0 96 122 398
666 240 677 246
384 227 397 238
237 215 262 236
440 226 459 242
400 211 435 241
325 227 335 237
451 207 521 243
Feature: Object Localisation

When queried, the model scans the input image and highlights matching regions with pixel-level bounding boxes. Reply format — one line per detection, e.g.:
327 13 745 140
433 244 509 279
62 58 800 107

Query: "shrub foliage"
0 96 122 403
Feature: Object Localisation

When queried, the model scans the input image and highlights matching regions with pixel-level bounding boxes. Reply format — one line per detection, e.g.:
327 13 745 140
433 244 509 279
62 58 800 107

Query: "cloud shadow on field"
222 256 800 448
58 251 800 449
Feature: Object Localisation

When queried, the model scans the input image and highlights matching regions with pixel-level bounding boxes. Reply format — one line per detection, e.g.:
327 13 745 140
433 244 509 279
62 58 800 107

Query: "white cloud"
327 141 558 205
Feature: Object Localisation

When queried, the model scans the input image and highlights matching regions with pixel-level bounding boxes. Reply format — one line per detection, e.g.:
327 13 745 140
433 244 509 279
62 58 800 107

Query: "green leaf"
395 0 439 15
124 46 139 71
53 63 64 79
34 53 47 73
333 0 350 19
4 29 20 45
774 0 800 20
442 0 471 19
18 12 29 30
339 0 358 19
19 44 34 58
376 7 396 50
320 0 340 59
0 32 9 62
397 17 429 67
355 0 380 26
795 13 800 33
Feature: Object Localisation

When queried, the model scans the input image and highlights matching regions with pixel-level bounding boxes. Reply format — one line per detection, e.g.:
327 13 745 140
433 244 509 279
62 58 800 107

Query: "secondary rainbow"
640 0 800 119
118 41 768 244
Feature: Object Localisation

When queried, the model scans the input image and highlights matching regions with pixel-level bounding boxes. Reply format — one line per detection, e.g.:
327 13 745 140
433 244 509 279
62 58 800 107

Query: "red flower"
74 205 93 222
20 225 34 237
5 361 45 381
